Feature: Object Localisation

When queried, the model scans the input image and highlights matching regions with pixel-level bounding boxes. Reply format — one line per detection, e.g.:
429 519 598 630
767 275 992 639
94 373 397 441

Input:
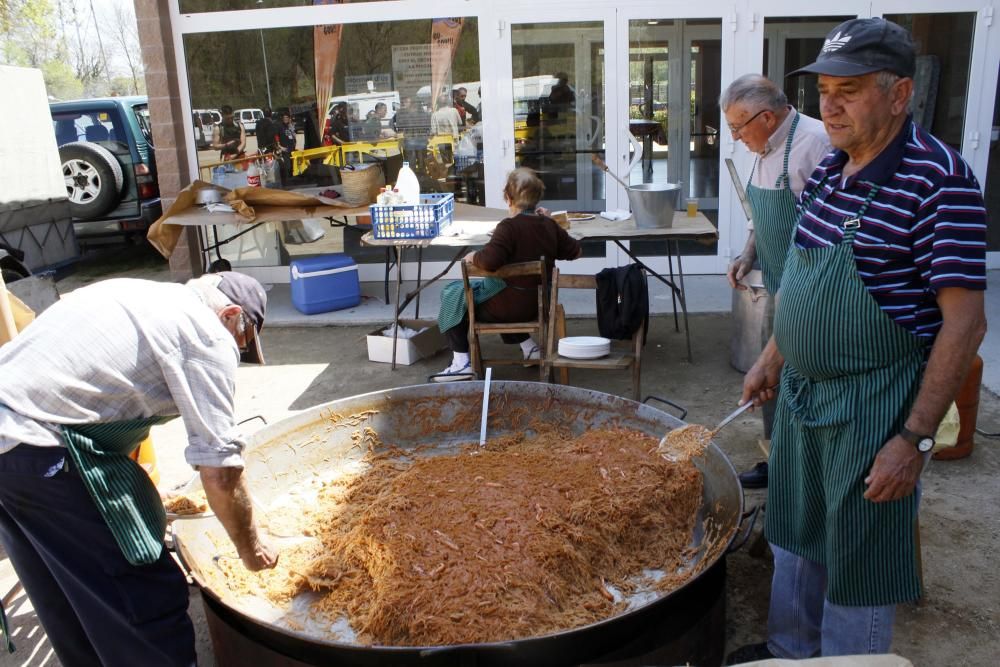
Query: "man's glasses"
728 108 768 136
237 313 252 355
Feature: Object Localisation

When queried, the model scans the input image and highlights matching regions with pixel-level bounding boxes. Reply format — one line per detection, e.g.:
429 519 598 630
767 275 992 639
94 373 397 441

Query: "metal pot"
195 187 224 205
173 382 745 666
729 269 772 373
626 183 681 228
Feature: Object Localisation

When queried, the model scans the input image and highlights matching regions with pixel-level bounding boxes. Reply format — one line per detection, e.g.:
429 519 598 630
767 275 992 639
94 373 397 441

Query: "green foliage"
42 59 83 100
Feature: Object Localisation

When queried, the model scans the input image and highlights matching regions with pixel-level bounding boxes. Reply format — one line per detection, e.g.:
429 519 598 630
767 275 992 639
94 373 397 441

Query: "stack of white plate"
558 336 611 359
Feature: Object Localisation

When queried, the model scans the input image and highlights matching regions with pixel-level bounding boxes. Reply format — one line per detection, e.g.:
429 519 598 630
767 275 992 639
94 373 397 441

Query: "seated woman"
435 167 582 381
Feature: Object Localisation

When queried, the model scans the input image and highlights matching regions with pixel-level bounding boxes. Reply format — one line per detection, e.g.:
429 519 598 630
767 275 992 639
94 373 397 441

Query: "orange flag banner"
314 0 349 125
430 18 463 110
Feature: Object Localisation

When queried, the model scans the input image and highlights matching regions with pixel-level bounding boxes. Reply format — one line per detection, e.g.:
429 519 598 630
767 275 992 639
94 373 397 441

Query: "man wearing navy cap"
732 18 986 662
0 272 278 664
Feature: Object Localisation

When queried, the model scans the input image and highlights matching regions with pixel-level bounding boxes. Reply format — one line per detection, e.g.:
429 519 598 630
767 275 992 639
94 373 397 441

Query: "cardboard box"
367 319 447 365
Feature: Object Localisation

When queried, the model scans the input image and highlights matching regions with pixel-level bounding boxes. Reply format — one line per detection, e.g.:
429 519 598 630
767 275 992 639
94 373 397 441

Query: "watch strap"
899 425 933 447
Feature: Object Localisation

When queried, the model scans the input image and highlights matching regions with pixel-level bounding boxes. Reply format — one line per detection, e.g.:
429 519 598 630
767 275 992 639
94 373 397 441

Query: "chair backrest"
460 258 548 379
85 124 110 142
461 259 547 323
545 266 647 399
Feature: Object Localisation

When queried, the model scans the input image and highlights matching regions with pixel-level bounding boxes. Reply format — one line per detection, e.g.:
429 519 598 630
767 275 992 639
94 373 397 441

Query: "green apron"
746 112 801 295
60 417 174 566
0 416 172 653
768 180 927 607
438 277 506 333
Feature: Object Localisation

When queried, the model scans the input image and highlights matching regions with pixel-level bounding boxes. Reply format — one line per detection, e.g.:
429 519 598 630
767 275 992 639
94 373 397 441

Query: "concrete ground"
1 243 998 666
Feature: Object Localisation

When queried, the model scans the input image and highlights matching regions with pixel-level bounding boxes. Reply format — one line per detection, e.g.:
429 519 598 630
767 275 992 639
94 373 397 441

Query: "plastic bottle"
395 161 420 205
246 161 261 188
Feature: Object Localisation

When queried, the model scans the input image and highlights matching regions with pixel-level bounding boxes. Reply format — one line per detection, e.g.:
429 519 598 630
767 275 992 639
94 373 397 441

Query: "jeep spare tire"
60 141 124 220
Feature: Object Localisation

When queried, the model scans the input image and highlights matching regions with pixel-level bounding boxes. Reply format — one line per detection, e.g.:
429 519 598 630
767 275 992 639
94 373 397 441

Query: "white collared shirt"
746 108 832 229
0 279 247 468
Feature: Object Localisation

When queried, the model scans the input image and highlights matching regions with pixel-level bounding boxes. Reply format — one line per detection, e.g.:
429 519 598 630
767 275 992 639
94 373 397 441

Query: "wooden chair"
461 258 547 380
544 267 644 401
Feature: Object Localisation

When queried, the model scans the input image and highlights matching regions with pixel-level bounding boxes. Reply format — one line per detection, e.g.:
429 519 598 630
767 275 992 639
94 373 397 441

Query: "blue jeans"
766 544 896 657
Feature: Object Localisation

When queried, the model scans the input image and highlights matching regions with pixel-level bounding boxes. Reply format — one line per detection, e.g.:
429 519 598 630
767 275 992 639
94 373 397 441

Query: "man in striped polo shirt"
730 18 986 663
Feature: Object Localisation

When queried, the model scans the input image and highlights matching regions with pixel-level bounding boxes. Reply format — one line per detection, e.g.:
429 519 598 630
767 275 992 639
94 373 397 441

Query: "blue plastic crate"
370 193 454 240
454 151 483 171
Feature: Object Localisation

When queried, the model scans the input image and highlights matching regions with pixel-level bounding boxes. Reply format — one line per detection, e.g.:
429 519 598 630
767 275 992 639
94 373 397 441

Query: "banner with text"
429 18 463 111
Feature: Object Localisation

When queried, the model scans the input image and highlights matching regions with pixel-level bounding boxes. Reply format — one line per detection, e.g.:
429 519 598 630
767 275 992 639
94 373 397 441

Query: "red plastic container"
934 354 983 461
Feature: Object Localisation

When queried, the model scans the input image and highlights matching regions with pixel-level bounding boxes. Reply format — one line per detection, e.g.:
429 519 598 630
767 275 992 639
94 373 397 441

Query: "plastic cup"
686 199 698 217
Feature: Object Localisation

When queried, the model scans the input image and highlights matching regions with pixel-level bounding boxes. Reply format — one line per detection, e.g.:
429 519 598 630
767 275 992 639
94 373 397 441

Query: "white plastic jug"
395 161 420 205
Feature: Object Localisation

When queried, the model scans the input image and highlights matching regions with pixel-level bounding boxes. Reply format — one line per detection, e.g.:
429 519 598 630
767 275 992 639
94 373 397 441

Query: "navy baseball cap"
788 18 916 79
216 271 267 364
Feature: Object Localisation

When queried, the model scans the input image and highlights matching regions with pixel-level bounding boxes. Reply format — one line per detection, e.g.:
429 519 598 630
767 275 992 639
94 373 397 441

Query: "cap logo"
821 31 852 53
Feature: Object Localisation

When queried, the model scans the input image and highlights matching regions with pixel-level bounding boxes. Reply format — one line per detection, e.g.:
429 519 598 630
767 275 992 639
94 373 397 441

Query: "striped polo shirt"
794 117 986 340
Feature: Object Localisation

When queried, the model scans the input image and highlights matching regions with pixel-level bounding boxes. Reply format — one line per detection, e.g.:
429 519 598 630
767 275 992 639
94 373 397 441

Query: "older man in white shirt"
721 74 831 489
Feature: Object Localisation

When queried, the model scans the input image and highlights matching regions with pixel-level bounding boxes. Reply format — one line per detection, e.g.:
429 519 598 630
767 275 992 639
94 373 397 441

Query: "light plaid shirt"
0 279 247 468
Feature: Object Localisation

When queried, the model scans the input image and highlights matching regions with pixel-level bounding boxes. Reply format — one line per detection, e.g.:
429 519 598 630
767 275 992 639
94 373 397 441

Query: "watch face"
917 437 935 453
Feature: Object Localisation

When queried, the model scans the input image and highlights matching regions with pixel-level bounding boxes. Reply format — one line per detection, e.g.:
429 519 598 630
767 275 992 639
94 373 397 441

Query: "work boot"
738 461 768 489
725 642 776 665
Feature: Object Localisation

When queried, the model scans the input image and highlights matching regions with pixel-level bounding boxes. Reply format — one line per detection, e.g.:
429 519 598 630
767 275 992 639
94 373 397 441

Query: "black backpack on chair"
595 264 649 342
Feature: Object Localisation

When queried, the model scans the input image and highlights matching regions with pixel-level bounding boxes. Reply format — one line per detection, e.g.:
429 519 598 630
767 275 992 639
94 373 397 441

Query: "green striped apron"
438 277 506 333
60 417 174 566
768 180 927 606
746 112 801 295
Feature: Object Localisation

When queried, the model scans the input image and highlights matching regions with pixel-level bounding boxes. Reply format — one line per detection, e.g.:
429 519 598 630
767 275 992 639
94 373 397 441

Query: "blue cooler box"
290 254 361 314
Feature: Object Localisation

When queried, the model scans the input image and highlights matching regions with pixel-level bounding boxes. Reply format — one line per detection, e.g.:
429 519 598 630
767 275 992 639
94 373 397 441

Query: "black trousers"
0 445 196 667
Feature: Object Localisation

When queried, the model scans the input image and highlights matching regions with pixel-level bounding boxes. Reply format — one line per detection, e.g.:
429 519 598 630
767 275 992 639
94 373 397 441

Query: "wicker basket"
339 163 385 205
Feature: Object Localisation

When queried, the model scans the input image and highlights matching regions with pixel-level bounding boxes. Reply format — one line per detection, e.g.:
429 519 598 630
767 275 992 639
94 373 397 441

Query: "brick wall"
135 0 202 280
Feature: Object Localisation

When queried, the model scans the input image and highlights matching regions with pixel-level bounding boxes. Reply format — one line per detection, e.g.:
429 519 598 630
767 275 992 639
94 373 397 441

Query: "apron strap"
746 156 758 191
840 181 881 244
775 111 801 189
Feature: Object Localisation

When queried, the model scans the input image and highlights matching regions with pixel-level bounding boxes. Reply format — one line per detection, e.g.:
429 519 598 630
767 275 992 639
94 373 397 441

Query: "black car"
50 96 161 241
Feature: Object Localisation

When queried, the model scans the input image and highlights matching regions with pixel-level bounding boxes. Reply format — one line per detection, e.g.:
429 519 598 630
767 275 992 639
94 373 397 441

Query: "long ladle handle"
591 153 631 191
711 400 756 436
479 367 492 446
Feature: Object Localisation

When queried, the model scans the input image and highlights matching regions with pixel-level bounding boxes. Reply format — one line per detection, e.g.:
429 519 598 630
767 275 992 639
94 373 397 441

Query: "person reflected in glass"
277 110 297 184
323 102 350 146
212 104 246 166
395 95 431 171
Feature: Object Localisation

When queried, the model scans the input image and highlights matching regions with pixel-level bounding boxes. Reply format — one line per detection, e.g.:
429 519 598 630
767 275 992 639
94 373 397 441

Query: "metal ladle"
658 400 756 461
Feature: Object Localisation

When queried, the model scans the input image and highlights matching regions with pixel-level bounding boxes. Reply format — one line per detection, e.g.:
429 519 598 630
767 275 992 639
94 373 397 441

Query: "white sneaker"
522 344 541 367
432 361 475 382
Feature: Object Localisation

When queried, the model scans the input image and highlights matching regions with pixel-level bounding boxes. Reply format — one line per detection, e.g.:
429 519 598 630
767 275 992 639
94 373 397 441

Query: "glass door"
626 18 722 258
510 21 606 212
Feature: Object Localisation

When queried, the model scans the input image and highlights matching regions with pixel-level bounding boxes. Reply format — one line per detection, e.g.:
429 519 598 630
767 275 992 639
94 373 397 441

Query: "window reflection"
185 18 481 198
184 17 482 266
511 22 605 212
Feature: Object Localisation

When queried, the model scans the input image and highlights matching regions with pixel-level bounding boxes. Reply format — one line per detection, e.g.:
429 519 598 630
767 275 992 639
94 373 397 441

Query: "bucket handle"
642 395 688 421
748 284 768 303
626 132 643 175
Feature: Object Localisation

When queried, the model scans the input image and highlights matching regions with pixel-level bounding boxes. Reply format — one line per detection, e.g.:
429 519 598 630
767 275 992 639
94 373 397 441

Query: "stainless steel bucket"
729 269 772 373
626 183 681 229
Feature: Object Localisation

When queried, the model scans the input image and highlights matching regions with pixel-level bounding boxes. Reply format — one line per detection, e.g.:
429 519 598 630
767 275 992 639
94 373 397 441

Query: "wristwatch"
899 426 935 453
